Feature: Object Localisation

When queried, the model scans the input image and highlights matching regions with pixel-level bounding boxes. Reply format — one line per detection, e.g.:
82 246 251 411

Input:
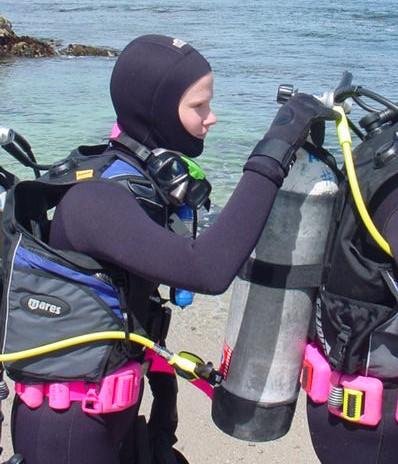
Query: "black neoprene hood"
110 34 211 157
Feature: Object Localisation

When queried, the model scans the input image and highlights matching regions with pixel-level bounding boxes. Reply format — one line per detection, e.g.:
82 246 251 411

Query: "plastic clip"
328 374 383 426
82 388 102 414
301 343 331 403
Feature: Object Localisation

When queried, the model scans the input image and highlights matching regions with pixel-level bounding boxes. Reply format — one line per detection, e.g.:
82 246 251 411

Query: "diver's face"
178 72 217 140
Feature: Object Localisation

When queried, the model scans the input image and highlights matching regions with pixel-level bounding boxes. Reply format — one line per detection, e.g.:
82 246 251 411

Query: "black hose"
357 87 398 112
2 143 51 174
13 133 35 163
352 95 379 113
347 118 365 141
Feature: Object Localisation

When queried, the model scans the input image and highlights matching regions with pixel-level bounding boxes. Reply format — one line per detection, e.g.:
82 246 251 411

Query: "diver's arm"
49 167 278 295
50 93 336 294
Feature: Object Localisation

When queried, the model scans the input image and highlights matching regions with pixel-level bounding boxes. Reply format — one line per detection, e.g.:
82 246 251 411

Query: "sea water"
0 0 397 205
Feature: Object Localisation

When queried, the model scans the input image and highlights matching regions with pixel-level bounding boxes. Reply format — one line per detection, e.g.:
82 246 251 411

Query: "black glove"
244 93 339 180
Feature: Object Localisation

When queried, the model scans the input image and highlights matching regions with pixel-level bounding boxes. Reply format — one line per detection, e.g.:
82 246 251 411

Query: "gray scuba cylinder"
211 147 339 441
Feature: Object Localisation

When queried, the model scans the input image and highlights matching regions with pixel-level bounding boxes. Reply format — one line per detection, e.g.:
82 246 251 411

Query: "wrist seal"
250 138 297 175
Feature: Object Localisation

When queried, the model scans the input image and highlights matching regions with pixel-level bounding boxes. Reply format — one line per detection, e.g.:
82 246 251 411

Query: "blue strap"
101 159 143 179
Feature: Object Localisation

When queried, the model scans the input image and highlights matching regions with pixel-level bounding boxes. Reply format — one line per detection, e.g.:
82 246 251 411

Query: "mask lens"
152 155 187 184
185 178 212 209
147 151 210 208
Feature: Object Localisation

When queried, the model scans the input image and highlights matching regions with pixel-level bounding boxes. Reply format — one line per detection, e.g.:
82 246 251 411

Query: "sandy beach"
154 289 320 464
0 288 319 463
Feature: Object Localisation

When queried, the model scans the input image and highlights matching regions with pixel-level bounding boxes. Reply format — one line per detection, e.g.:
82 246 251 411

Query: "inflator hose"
334 106 393 256
0 331 201 380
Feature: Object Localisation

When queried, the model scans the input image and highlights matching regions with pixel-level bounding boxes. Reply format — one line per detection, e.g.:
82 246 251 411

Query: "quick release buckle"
328 373 383 426
341 387 364 422
300 343 331 403
328 324 352 371
301 344 383 427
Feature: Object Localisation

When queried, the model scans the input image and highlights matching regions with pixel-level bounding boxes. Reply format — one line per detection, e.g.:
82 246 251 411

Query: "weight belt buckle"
328 373 383 426
83 361 142 414
301 343 331 403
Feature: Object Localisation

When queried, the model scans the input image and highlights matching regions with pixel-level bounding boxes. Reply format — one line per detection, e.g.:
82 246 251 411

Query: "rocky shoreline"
0 15 119 58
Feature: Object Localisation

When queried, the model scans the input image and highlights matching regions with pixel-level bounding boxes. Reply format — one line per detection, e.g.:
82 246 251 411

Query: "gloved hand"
244 93 339 181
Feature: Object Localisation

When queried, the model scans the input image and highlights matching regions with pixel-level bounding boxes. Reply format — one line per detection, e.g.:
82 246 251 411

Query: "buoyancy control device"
211 143 339 441
0 136 214 384
317 120 398 379
0 129 219 464
0 144 168 383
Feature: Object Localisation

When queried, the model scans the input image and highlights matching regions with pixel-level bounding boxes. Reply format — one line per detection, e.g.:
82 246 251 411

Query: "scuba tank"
212 144 339 441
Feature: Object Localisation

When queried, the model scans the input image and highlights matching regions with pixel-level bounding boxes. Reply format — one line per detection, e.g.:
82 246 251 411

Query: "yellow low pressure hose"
0 331 198 376
334 106 393 257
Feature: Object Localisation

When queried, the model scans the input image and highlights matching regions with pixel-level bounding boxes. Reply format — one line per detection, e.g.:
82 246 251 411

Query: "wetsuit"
11 158 282 463
308 188 398 464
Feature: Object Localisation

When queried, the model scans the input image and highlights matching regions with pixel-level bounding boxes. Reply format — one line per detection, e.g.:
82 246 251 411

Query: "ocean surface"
0 0 397 205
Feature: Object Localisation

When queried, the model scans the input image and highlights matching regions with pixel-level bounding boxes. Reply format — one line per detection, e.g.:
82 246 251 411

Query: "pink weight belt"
15 360 142 414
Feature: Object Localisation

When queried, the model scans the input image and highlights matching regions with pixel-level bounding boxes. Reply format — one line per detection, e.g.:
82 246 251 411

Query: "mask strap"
114 133 152 162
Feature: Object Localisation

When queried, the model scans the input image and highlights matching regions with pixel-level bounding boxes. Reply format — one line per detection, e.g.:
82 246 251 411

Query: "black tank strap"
238 257 323 289
302 141 345 183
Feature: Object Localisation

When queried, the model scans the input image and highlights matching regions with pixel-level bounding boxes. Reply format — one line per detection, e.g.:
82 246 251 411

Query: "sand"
0 288 320 463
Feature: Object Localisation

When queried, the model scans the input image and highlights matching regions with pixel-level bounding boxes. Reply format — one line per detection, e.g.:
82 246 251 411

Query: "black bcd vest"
316 121 398 379
0 144 176 383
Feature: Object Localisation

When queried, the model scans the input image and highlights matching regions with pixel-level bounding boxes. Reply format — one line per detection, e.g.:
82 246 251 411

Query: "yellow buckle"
341 388 363 422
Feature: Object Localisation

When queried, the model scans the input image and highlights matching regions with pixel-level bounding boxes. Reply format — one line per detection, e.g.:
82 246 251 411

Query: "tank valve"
277 84 295 104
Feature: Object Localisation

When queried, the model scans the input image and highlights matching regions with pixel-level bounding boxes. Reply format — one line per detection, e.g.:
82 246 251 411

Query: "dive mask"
112 133 211 209
146 149 211 209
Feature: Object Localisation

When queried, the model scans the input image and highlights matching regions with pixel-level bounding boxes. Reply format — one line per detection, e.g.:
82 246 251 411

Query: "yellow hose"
334 106 392 257
0 331 198 375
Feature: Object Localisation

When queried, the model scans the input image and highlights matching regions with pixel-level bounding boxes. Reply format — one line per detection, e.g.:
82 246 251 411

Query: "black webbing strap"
114 133 152 162
382 270 398 304
302 141 345 183
238 257 323 289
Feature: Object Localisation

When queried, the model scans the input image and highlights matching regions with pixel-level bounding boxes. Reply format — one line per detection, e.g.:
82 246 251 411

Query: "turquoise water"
1 0 397 205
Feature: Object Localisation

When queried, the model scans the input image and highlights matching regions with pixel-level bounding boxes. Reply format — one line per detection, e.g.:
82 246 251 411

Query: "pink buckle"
15 360 142 414
82 367 140 414
328 373 383 426
301 343 331 403
301 344 383 426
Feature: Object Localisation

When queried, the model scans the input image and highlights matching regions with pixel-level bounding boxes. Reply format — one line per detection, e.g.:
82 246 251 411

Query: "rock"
10 36 55 58
0 35 55 58
0 15 119 58
59 43 119 57
0 15 55 58
0 16 15 39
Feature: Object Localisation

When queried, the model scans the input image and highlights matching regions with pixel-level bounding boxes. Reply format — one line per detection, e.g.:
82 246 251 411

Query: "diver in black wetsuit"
307 185 398 464
9 34 336 464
